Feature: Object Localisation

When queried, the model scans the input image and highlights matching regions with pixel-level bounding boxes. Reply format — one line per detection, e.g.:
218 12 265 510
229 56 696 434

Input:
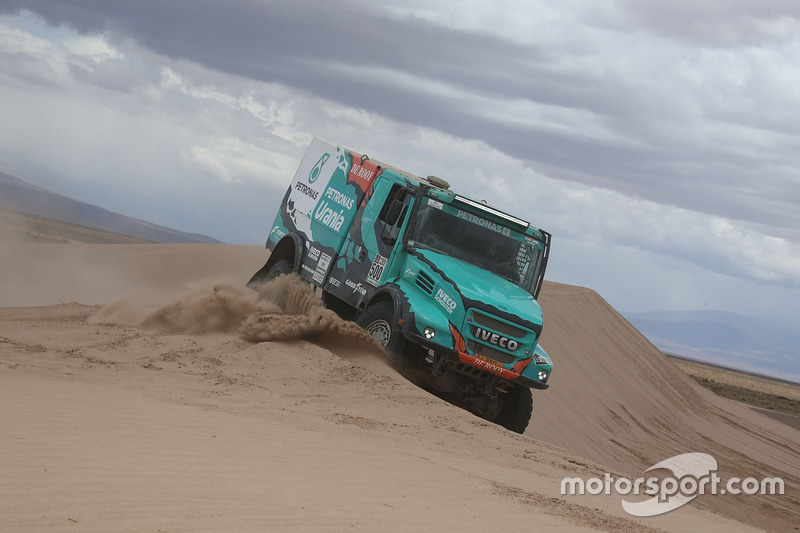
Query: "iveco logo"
473 327 519 351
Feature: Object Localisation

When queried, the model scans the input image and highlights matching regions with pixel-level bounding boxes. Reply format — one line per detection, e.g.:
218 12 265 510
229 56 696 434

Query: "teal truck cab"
249 137 553 433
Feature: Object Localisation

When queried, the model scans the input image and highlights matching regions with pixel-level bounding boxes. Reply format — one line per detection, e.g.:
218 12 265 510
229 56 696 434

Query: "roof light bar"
454 195 529 229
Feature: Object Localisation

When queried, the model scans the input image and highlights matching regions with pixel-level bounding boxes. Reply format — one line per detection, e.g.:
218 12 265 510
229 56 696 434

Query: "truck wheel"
264 259 292 282
356 301 406 359
495 385 533 434
253 260 294 306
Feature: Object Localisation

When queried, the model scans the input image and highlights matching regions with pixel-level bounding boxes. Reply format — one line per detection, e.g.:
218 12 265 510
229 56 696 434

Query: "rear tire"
494 385 533 434
356 301 406 361
264 259 292 282
252 260 294 306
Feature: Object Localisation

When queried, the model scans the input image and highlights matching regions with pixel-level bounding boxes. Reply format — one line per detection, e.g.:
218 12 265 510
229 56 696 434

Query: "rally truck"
249 137 553 433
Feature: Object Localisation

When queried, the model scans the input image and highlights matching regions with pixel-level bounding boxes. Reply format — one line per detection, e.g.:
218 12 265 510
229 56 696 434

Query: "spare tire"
494 385 533 434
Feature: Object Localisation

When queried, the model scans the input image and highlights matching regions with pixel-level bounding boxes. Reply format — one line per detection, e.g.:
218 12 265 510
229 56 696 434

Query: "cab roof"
344 147 546 239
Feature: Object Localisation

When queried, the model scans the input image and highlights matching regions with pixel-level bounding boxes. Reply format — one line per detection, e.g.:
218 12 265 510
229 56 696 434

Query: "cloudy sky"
0 0 798 332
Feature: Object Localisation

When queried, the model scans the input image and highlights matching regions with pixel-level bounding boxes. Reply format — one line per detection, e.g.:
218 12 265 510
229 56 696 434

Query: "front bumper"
405 330 550 390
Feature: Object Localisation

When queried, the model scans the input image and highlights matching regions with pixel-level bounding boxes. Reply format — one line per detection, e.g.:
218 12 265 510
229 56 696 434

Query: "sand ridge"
1 243 798 532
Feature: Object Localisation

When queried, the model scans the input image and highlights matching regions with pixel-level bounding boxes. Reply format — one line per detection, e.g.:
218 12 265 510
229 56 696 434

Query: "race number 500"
367 255 388 286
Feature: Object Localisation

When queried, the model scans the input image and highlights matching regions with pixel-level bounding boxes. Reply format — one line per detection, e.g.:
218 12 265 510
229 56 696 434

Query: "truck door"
374 185 414 281
325 178 412 308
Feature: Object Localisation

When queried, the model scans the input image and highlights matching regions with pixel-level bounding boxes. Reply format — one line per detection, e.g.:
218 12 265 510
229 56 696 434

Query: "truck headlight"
538 370 548 381
423 327 436 339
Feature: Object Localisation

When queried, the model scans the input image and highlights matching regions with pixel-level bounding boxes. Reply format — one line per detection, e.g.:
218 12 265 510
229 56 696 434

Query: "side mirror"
381 200 405 246
381 232 397 246
385 200 403 225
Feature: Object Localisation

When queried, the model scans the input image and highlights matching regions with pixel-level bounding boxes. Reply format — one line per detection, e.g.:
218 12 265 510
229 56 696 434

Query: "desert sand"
1 243 798 532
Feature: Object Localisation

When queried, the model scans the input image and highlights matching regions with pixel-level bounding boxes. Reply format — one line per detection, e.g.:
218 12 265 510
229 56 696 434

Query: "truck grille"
471 312 527 339
467 340 516 364
416 271 435 294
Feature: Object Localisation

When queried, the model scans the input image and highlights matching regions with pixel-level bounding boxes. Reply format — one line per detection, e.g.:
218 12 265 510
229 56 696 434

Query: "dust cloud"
93 275 380 349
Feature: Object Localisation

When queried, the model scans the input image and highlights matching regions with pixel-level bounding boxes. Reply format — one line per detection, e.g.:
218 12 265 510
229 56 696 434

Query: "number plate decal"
366 255 388 286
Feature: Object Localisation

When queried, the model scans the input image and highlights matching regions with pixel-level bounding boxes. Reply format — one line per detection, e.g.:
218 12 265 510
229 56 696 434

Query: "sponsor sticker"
347 154 381 193
323 186 355 210
470 356 505 374
269 226 286 240
328 277 341 288
434 288 457 314
366 255 388 286
428 198 444 210
456 209 511 237
289 139 336 224
345 279 367 296
307 245 321 261
309 152 330 184
313 252 331 283
475 353 504 367
295 181 320 200
314 200 346 232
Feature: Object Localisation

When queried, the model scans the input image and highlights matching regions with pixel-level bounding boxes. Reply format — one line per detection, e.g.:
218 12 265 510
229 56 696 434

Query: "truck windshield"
408 198 545 295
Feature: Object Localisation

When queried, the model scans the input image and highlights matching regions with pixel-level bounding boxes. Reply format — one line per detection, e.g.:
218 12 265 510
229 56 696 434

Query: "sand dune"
1 243 797 532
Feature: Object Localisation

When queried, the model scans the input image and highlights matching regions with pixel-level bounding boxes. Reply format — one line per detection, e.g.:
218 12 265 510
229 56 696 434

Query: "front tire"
494 385 533 434
356 301 406 361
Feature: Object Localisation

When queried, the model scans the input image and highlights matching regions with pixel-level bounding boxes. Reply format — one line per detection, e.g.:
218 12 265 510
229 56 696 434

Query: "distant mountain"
625 310 800 383
0 209 158 244
628 317 766 352
0 171 221 244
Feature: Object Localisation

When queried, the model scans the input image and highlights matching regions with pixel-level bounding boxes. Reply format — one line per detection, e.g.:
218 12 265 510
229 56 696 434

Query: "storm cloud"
3 0 799 236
